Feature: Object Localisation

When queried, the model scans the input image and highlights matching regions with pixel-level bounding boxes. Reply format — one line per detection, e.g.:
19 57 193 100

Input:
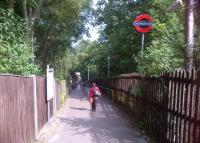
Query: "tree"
185 0 196 70
0 0 92 78
34 0 91 79
194 1 200 69
0 8 40 75
1 0 44 19
92 0 185 75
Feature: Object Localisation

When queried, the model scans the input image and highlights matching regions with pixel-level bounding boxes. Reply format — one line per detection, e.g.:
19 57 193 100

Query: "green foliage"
34 0 91 79
137 42 184 74
62 0 186 79
73 40 100 79
0 0 92 78
137 12 185 74
91 0 185 76
0 0 188 78
52 50 77 80
130 82 144 97
27 0 38 8
0 8 40 75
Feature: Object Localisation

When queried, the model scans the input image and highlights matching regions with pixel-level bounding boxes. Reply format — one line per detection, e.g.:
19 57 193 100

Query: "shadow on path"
48 87 148 143
70 107 89 111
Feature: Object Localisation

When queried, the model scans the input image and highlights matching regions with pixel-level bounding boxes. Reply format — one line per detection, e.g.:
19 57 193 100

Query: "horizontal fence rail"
94 70 200 143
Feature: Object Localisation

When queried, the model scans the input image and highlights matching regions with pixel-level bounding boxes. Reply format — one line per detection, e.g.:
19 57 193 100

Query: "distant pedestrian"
88 82 101 112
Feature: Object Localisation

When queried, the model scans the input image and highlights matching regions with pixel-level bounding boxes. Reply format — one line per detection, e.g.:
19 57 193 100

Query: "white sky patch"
83 25 100 41
92 0 98 10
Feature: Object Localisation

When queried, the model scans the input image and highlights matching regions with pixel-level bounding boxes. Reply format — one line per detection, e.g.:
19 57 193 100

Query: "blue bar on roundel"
133 22 153 26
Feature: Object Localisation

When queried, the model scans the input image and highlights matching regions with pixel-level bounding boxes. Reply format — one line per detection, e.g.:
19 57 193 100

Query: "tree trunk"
22 0 27 18
34 0 44 19
4 0 14 8
196 2 200 28
185 0 195 70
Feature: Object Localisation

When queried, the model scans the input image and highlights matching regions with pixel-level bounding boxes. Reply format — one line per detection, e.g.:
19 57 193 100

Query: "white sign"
47 66 54 101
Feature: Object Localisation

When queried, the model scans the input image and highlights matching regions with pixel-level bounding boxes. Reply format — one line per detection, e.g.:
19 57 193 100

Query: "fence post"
47 101 50 121
111 90 115 103
32 75 38 138
193 70 200 142
162 73 169 143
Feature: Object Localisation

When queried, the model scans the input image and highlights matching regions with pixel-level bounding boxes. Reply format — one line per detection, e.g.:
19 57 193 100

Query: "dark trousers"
92 97 97 111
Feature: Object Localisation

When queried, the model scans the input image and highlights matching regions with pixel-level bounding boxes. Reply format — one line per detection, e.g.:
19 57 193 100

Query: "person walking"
89 82 101 112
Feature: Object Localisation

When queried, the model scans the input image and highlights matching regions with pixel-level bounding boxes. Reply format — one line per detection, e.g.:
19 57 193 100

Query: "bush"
0 8 40 75
136 13 184 75
137 40 184 74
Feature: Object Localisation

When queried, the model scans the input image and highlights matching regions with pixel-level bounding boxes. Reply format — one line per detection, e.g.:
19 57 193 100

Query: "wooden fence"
0 75 68 143
54 80 68 111
0 75 35 143
95 70 200 143
36 76 47 131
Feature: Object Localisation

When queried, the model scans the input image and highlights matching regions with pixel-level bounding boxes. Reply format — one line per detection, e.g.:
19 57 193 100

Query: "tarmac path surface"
47 87 148 143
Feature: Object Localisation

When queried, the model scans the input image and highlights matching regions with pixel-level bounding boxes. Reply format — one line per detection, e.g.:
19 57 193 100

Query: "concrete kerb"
34 100 68 143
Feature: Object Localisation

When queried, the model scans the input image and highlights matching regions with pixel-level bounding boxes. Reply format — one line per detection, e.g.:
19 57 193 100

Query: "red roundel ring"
134 14 152 33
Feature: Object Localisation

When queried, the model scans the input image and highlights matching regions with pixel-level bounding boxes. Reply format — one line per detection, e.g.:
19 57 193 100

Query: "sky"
82 25 100 41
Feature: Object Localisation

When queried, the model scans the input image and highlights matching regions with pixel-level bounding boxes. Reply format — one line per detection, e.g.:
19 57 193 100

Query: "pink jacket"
89 86 100 98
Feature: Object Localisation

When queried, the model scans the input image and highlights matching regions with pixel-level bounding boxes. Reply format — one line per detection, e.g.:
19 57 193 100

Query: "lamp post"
108 56 110 78
107 43 111 78
87 65 90 80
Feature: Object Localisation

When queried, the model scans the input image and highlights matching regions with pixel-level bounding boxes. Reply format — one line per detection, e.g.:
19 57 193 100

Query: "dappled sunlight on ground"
44 87 147 143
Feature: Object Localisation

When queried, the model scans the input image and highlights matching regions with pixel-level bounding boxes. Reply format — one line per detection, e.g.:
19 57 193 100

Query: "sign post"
46 65 54 121
141 33 145 57
47 65 54 101
133 14 153 57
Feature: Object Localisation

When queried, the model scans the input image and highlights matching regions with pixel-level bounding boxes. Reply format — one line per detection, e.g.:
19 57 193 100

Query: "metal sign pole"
133 14 152 58
141 33 145 57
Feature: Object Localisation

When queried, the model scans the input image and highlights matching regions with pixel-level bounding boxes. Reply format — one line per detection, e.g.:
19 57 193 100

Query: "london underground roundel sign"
133 14 153 33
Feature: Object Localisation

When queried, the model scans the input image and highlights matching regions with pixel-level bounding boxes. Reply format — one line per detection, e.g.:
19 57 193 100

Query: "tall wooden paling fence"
95 70 200 143
0 75 68 143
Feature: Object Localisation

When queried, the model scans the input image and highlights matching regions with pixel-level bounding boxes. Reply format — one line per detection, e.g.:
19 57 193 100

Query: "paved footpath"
47 88 148 143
